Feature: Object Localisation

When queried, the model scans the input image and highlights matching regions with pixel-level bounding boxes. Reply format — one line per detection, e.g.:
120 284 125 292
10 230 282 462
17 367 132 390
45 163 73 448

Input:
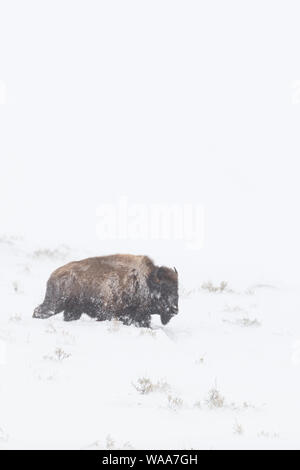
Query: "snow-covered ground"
1 236 300 450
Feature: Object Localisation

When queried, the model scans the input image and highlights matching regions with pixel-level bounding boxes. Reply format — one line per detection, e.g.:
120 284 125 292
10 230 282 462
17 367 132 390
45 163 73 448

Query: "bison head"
149 266 178 325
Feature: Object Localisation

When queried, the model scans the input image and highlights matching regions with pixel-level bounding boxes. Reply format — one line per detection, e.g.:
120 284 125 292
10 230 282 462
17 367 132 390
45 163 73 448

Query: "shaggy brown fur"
33 254 178 327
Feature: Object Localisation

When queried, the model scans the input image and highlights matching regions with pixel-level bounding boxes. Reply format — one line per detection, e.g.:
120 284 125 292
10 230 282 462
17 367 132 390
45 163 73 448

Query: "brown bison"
33 254 178 327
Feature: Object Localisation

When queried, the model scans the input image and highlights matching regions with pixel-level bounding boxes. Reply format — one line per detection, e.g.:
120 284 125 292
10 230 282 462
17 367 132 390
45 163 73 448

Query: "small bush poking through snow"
105 435 115 450
32 246 69 261
0 427 9 442
12 281 20 293
237 318 261 328
43 348 71 362
133 378 153 395
223 318 261 328
107 319 122 333
201 281 232 293
133 377 170 395
0 234 19 245
204 389 255 412
230 401 256 411
9 313 22 322
85 436 134 450
60 330 76 345
139 328 156 338
123 441 135 450
244 288 255 296
45 324 57 334
195 356 205 365
0 236 11 245
205 388 225 409
179 286 198 298
167 395 183 411
35 371 56 382
257 431 280 439
233 422 244 436
223 304 244 313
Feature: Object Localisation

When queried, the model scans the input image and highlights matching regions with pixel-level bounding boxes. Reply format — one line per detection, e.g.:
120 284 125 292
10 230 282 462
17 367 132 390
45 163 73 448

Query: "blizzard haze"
1 0 300 450
1 1 300 280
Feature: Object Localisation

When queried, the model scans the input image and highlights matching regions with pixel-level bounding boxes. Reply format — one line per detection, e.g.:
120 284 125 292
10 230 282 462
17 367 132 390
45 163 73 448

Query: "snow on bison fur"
33 254 178 327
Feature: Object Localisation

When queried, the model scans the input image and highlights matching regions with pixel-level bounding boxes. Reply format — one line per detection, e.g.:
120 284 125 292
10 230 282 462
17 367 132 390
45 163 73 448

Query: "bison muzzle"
33 254 178 327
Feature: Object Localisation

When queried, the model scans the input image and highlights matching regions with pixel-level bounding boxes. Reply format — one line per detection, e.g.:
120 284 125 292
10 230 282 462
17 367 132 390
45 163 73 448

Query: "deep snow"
1 237 300 450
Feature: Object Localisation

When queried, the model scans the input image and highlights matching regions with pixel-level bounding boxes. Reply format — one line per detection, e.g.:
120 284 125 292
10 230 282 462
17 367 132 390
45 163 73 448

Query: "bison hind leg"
134 316 151 328
33 277 64 319
33 304 57 319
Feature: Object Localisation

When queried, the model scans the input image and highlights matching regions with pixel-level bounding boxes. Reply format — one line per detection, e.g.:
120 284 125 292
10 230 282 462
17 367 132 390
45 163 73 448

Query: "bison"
33 254 178 327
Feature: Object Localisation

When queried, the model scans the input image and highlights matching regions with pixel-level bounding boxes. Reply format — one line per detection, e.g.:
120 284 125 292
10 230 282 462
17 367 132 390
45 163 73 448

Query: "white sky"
1 1 300 282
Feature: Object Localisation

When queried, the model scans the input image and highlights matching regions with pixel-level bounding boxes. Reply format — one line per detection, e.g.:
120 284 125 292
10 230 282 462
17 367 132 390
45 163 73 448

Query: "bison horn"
173 267 177 274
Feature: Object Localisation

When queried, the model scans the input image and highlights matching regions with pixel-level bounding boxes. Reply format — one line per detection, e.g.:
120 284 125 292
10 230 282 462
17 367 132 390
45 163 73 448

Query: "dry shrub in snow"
45 324 57 334
233 421 244 436
105 435 115 449
0 234 19 245
0 427 8 442
223 317 261 328
193 401 202 409
244 287 255 295
12 281 20 293
9 313 22 322
230 401 256 412
43 347 71 362
205 388 225 409
237 318 261 327
60 330 76 345
35 371 56 382
205 388 255 412
107 319 122 333
223 304 244 313
257 431 280 439
85 436 134 450
201 281 232 293
32 246 69 261
179 286 198 298
133 377 170 395
139 328 156 338
195 356 205 365
44 324 75 344
167 395 183 411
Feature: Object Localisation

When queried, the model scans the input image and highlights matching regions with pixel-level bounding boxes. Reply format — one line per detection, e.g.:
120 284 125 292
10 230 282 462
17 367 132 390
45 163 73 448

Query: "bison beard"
33 254 179 327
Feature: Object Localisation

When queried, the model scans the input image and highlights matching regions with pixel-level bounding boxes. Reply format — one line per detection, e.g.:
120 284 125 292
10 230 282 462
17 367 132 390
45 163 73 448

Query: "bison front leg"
132 308 152 328
63 310 82 321
120 310 151 328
